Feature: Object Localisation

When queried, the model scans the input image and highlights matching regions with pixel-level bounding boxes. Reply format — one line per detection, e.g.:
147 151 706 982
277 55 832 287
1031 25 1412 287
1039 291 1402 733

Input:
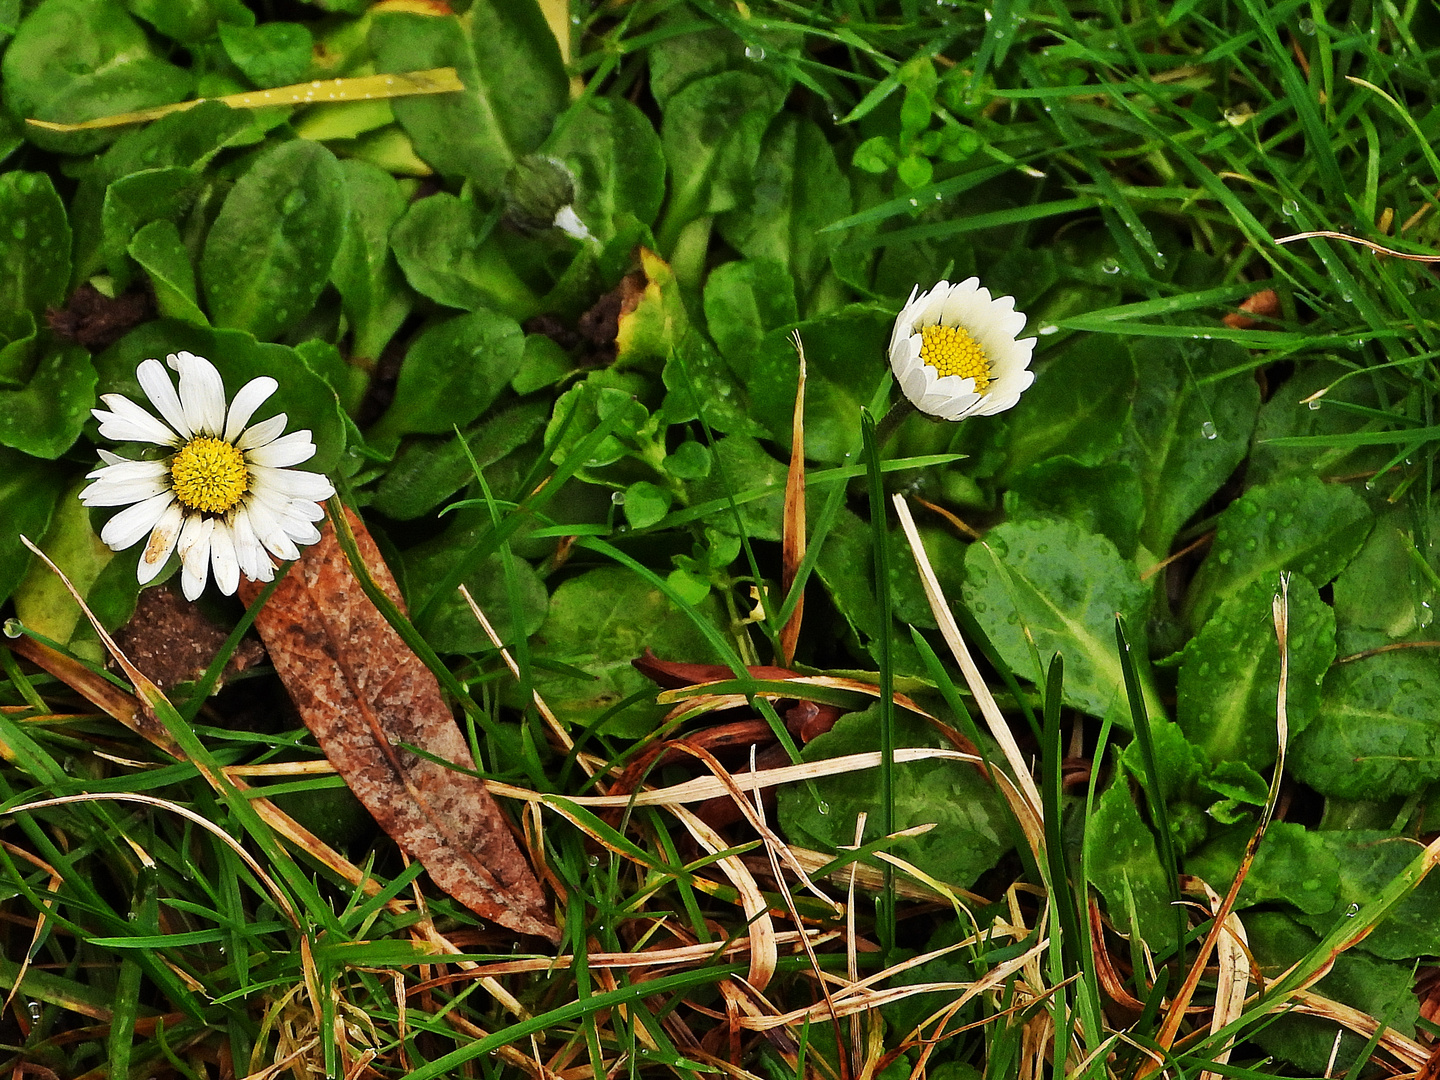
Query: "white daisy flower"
888 278 1037 421
80 351 335 601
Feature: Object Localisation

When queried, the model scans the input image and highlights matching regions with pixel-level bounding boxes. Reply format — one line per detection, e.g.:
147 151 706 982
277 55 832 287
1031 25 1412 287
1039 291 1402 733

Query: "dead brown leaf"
239 506 558 942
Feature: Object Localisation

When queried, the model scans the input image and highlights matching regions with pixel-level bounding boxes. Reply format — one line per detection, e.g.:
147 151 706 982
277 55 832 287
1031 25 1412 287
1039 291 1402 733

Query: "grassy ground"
0 0 1438 1077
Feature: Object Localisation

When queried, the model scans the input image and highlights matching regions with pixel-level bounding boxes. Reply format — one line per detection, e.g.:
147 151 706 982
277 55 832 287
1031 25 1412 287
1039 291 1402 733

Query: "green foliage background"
0 0 1438 1074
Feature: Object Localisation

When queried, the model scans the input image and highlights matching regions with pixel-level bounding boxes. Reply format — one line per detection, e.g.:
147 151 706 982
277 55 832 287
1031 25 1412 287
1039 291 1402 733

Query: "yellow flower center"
919 324 991 392
170 437 248 514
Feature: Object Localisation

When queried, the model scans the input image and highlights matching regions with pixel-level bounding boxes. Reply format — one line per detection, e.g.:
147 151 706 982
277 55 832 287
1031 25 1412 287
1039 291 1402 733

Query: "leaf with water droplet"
1177 573 1333 770
1183 476 1371 631
200 139 346 341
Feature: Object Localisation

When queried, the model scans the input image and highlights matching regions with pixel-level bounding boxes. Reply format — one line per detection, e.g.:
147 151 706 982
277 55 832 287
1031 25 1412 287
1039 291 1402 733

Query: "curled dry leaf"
239 505 558 942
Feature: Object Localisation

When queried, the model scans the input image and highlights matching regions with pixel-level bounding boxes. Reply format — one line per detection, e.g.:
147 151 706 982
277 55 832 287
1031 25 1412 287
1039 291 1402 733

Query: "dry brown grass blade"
1146 575 1294 1072
0 841 62 1015
26 68 464 132
1290 989 1428 1070
1191 877 1250 1080
890 495 1045 844
1274 229 1440 261
240 506 558 942
779 331 808 666
5 605 429 926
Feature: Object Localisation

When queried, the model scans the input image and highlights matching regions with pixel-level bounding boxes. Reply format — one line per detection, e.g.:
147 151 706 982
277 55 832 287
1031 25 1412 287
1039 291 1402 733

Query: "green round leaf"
200 139 347 341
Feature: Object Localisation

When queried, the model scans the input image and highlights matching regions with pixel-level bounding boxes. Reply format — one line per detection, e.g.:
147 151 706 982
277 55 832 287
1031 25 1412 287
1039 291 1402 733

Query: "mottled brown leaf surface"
239 506 558 941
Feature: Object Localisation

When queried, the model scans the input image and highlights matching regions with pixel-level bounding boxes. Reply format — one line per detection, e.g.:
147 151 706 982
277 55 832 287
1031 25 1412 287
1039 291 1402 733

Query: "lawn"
0 0 1437 1077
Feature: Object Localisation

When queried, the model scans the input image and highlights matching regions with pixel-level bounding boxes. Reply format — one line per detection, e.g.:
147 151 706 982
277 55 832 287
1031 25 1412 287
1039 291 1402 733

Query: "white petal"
245 430 317 468
100 492 175 551
176 515 214 600
281 518 322 547
209 522 240 596
224 376 279 443
250 464 334 502
244 495 302 562
235 413 288 451
97 449 127 466
230 509 275 582
172 352 228 437
81 474 170 506
137 501 185 584
94 395 181 446
136 358 193 441
84 458 167 483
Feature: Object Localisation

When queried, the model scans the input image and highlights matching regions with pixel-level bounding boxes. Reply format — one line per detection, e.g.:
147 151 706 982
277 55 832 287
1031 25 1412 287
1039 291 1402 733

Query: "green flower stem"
873 396 916 448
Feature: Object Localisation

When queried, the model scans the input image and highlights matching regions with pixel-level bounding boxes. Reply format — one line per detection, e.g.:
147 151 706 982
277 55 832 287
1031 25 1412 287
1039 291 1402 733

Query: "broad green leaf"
100 166 199 283
0 345 97 458
1331 504 1437 650
647 12 752 108
200 139 347 341
1187 821 1339 916
962 517 1159 721
1248 359 1394 487
125 0 236 44
1244 911 1418 1074
661 71 784 230
0 448 67 606
70 100 252 282
685 433 786 542
544 371 653 472
2 0 192 153
703 258 798 366
390 192 541 318
94 321 345 474
218 21 313 88
0 170 69 316
0 170 70 384
715 115 852 295
660 333 768 439
12 480 114 656
529 566 729 737
128 219 207 325
745 307 891 463
372 399 549 521
1121 337 1259 556
777 706 1010 889
371 308 525 446
330 160 413 363
1085 777 1173 945
999 334 1136 479
549 95 666 240
1289 830 1440 959
370 2 565 196
1290 649 1440 800
1182 476 1372 631
403 547 547 656
1177 574 1334 770
1003 459 1145 559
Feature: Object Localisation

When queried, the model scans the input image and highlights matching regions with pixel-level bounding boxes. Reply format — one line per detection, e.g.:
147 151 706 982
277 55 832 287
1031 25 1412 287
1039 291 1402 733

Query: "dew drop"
909 198 919 207
587 854 599 867
1340 291 1352 304
27 1002 40 1021
1038 325 1059 335
1100 258 1120 275
1345 902 1360 917
1201 420 1218 440
1281 199 1299 217
611 491 626 506
744 45 766 61
816 800 830 815
3 619 22 638
1298 17 1316 33
1307 399 1322 410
